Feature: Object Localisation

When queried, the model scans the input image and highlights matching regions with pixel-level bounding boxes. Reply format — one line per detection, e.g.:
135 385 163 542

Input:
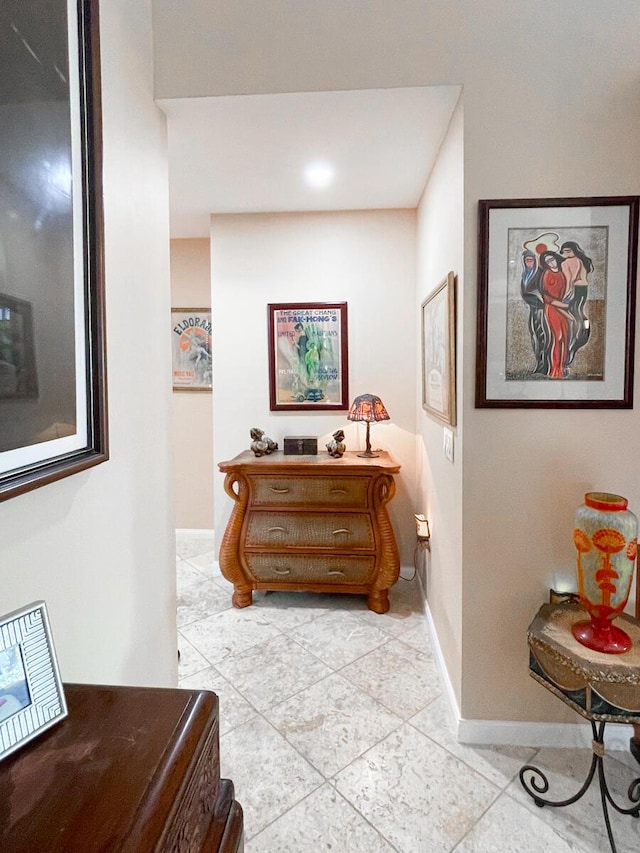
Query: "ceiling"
158 86 461 238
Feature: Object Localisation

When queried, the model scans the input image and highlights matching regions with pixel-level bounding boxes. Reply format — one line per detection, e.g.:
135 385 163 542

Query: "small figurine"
250 427 278 457
326 429 346 458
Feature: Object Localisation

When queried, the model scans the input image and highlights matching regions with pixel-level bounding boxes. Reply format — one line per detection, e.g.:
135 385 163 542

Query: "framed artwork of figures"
267 302 349 411
476 197 639 408
171 308 212 392
421 272 456 425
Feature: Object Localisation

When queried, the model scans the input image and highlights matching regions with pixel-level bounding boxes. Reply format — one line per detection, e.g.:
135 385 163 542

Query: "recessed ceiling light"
304 161 335 190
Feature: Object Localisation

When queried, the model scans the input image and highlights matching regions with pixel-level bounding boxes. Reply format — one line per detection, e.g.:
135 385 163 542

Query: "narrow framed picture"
476 196 639 408
421 272 457 426
267 302 349 411
0 0 108 502
171 308 212 392
0 601 67 762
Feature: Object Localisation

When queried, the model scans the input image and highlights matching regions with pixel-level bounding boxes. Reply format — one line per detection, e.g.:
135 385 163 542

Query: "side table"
520 603 640 853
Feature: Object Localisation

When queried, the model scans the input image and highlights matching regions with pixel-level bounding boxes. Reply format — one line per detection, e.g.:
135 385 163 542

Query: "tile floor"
176 534 640 852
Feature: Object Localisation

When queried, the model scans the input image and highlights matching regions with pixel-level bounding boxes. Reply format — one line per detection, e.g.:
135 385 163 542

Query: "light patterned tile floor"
176 534 640 852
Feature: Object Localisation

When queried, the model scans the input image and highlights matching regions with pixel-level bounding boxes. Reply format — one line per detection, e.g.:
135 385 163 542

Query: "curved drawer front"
245 512 374 549
249 476 369 508
245 553 376 584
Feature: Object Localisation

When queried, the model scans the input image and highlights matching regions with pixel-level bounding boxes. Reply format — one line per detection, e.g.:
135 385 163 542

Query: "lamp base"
357 451 379 458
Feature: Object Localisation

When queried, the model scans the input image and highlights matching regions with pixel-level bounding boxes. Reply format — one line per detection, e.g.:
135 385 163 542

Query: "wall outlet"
414 513 430 540
443 427 454 463
414 513 431 550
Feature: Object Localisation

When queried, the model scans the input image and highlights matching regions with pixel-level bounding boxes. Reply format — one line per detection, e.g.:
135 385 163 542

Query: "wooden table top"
219 449 400 473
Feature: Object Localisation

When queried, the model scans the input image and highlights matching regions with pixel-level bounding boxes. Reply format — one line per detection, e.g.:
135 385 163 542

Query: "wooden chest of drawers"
218 450 400 613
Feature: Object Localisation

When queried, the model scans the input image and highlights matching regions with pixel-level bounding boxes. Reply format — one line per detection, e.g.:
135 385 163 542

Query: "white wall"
211 210 417 566
459 9 640 725
0 1 176 686
415 96 464 707
154 0 640 725
170 239 213 530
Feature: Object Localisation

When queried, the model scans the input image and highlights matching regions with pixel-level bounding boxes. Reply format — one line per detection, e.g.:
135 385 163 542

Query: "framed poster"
268 302 349 411
476 196 639 408
421 272 456 425
171 308 212 392
0 0 107 502
0 601 67 762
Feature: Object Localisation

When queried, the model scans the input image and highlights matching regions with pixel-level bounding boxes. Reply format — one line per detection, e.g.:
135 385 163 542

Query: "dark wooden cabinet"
0 683 243 852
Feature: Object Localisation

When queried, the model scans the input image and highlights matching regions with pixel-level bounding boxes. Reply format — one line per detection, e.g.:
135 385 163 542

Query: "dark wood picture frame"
0 0 107 502
267 302 349 411
476 196 639 409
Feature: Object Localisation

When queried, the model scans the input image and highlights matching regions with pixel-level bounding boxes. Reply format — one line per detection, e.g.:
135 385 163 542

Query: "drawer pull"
332 528 351 535
274 567 291 575
267 526 287 533
269 487 290 494
330 488 348 495
327 570 346 576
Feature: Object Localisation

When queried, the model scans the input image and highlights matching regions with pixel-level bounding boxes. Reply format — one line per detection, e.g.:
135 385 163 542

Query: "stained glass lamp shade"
347 394 390 458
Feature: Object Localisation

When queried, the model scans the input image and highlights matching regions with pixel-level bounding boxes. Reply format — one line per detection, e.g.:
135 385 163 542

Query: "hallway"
177 534 640 852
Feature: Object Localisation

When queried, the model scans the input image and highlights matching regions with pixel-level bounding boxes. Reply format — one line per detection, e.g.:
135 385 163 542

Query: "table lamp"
347 393 390 458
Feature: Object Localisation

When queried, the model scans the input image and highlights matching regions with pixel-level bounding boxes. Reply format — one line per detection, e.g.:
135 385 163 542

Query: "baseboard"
418 574 634 752
423 598 461 730
175 528 215 538
457 717 634 751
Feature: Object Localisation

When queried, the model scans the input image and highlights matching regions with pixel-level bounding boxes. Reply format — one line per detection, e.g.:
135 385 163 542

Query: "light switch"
443 427 454 463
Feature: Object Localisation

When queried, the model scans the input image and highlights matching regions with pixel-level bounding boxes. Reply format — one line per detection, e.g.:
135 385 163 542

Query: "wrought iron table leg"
519 720 640 853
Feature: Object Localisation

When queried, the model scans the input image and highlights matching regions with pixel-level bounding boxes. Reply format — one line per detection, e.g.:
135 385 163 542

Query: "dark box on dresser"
283 435 318 455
